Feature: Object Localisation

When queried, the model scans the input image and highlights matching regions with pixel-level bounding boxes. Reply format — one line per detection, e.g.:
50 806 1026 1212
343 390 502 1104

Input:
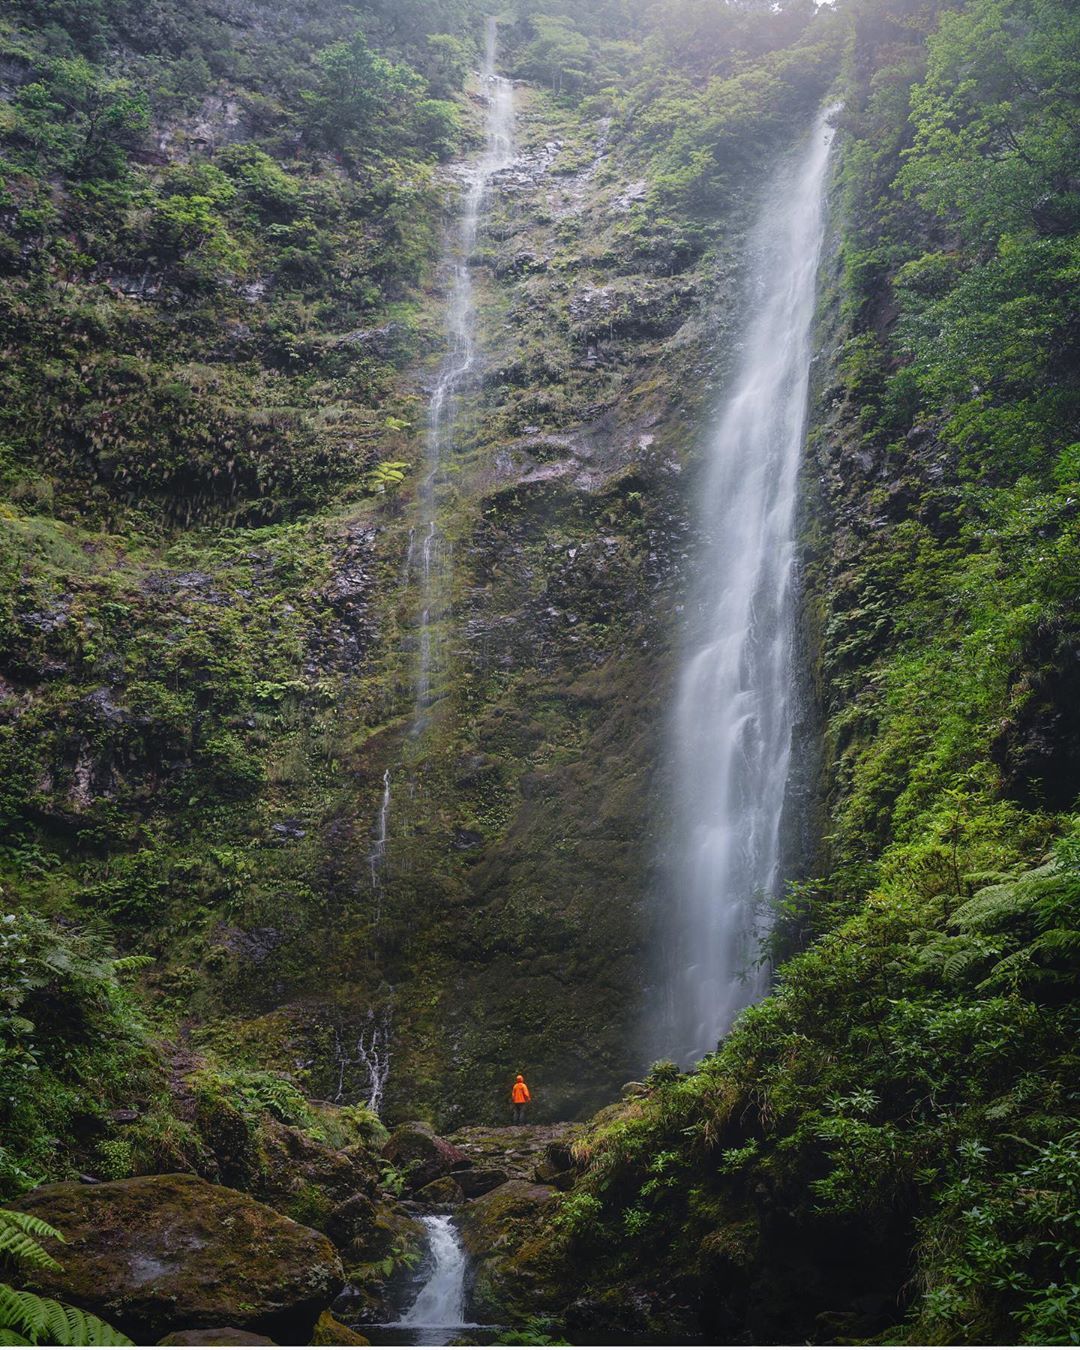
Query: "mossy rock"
414 1174 465 1205
380 1121 468 1191
457 1180 561 1322
309 1311 370 1345
14 1173 344 1343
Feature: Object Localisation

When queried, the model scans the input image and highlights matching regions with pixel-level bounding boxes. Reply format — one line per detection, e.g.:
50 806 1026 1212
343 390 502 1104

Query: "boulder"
13 1173 344 1343
310 1311 370 1345
413 1175 465 1205
457 1181 561 1324
454 1167 509 1199
380 1122 468 1191
458 1180 557 1261
157 1333 276 1346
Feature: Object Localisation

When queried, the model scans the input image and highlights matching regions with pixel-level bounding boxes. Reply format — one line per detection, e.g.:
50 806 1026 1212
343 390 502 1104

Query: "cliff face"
0 0 839 1164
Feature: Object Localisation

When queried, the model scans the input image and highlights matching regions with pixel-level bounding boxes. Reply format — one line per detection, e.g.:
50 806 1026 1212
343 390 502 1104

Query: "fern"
0 1212 130 1344
0 1285 133 1346
110 955 153 975
0 1212 63 1271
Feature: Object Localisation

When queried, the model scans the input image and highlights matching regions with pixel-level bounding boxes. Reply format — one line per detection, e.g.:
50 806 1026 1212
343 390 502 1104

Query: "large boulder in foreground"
13 1173 344 1343
379 1121 468 1191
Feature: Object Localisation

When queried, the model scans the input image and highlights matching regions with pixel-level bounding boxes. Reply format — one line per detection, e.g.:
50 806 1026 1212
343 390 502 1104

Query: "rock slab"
13 1173 344 1343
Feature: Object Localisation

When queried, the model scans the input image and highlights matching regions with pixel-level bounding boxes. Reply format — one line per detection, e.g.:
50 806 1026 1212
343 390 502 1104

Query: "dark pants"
512 1103 527 1124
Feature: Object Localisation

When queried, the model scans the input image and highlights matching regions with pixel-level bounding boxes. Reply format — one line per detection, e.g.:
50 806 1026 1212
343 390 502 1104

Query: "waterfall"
655 109 836 1068
413 17 515 733
369 768 392 896
396 1215 470 1345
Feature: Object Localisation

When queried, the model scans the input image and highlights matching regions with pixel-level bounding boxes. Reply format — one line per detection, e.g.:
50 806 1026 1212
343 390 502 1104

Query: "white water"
656 109 836 1067
413 18 515 732
396 1215 470 1344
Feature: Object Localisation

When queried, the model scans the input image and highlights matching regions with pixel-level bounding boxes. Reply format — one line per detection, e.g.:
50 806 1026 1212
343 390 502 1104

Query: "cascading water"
395 1215 470 1346
654 108 836 1068
370 768 392 897
412 17 514 733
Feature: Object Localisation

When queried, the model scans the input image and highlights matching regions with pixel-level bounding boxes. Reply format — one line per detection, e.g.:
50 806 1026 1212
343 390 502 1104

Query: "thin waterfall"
654 109 836 1068
413 18 515 733
369 768 392 898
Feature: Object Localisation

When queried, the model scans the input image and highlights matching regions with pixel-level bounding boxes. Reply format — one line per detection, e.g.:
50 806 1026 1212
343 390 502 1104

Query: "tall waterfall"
656 109 836 1068
413 17 514 731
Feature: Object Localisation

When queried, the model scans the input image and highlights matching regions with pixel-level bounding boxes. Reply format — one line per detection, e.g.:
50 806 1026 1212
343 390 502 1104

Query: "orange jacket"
511 1076 531 1104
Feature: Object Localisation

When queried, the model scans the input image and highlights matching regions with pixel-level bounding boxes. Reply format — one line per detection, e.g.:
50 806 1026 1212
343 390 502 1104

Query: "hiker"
510 1073 531 1124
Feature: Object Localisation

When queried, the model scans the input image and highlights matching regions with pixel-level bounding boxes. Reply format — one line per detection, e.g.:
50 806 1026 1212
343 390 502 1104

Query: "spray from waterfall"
653 108 836 1068
412 16 514 734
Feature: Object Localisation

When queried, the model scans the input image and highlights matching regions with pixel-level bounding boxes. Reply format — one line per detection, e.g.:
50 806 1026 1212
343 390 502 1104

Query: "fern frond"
0 1285 133 1346
111 955 153 974
39 1295 134 1345
0 1211 65 1245
0 1225 62 1271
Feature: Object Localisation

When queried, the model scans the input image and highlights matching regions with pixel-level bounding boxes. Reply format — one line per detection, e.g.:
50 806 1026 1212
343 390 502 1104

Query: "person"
510 1073 531 1124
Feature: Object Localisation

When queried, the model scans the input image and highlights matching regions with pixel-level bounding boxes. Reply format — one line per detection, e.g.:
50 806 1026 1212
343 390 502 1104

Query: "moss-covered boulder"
414 1175 465 1205
458 1180 560 1323
380 1122 468 1191
309 1311 370 1345
13 1173 344 1343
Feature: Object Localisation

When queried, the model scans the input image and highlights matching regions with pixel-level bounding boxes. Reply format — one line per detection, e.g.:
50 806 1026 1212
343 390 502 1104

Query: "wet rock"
381 1122 468 1191
323 1191 378 1249
270 820 306 841
458 1180 556 1257
12 1173 343 1343
532 1159 575 1190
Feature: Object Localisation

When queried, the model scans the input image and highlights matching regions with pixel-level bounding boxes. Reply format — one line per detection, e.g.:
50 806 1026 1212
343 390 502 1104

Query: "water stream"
654 108 836 1067
412 17 515 733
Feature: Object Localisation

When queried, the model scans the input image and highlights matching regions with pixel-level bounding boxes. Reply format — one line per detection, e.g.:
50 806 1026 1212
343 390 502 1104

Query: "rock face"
13 1173 344 1343
380 1121 468 1191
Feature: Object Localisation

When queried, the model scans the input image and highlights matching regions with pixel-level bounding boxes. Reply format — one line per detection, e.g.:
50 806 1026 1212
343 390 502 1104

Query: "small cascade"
653 108 837 1067
356 1013 390 1117
332 1011 391 1115
411 17 515 734
395 1215 470 1346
